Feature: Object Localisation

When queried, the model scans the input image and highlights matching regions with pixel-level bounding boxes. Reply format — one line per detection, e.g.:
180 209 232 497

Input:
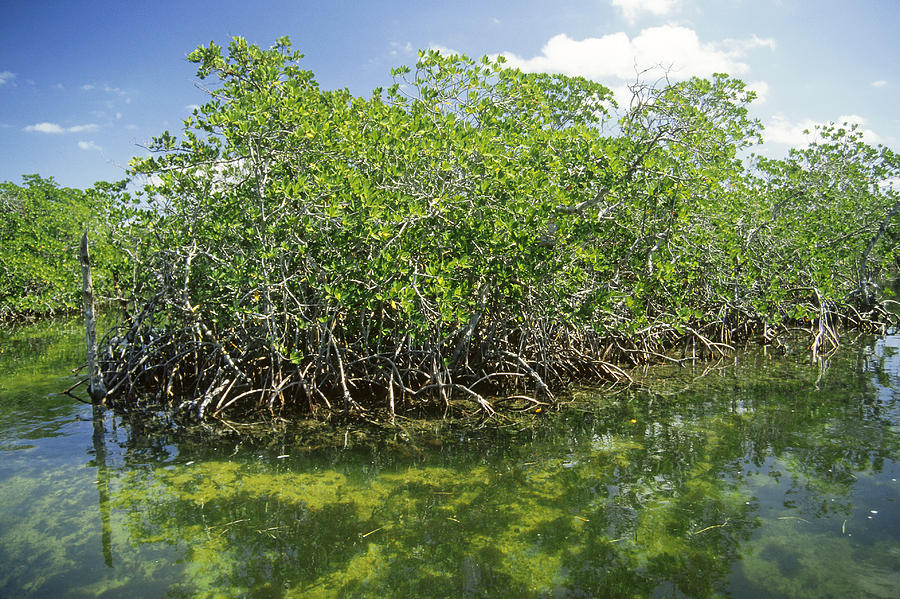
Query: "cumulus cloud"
24 122 65 134
763 114 818 146
871 79 888 88
0 71 15 86
77 140 102 151
835 114 882 143
611 0 682 24
764 113 882 147
746 80 769 103
501 26 774 82
24 122 99 134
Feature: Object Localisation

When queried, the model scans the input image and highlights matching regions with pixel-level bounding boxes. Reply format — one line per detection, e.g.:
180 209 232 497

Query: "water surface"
1 319 898 597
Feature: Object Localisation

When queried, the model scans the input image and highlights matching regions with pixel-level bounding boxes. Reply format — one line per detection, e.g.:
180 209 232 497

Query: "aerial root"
93 303 896 423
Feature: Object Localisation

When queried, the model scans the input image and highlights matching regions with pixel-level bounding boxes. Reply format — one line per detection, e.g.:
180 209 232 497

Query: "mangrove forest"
3 36 899 425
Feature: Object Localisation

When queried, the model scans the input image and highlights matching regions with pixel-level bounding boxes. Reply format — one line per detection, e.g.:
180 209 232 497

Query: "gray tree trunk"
80 230 107 403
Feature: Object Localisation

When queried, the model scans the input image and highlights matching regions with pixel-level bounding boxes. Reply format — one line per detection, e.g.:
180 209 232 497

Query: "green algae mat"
2 319 899 598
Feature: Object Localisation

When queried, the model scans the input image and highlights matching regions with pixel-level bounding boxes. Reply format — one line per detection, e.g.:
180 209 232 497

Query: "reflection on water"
1 320 899 598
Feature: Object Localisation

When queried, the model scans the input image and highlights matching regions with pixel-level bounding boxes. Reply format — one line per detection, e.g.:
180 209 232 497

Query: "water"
1 319 899 598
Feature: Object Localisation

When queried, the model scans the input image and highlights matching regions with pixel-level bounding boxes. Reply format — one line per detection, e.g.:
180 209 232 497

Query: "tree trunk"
80 230 107 403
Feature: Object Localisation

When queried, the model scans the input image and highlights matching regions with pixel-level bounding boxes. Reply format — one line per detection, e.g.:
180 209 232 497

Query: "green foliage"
115 36 898 418
131 40 619 349
0 175 132 320
748 124 900 311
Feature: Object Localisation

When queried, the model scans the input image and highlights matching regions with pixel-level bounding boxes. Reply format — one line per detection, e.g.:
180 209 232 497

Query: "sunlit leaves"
0 175 131 319
111 35 900 416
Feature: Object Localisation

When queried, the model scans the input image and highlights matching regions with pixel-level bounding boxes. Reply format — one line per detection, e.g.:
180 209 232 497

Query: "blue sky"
2 0 898 189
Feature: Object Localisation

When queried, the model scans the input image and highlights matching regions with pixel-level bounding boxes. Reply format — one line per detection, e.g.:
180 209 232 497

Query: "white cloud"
24 122 65 134
500 26 774 82
747 80 769 103
836 114 882 144
24 122 99 134
185 104 201 112
81 84 95 91
67 123 98 133
763 114 818 146
608 83 634 107
871 79 888 88
764 113 882 147
77 140 102 151
611 0 682 24
0 71 15 86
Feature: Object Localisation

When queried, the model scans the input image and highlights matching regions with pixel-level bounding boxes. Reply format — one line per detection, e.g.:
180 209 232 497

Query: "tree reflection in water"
109 335 900 598
0 320 896 598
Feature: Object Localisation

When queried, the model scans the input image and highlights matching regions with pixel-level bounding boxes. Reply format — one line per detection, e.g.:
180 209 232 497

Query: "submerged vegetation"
5 36 899 423
3 318 898 598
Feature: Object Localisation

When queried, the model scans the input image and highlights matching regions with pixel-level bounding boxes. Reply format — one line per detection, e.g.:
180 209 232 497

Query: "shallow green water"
1 319 899 598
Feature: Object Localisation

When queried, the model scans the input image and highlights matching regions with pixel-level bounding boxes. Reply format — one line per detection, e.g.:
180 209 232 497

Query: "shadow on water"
1 317 899 597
